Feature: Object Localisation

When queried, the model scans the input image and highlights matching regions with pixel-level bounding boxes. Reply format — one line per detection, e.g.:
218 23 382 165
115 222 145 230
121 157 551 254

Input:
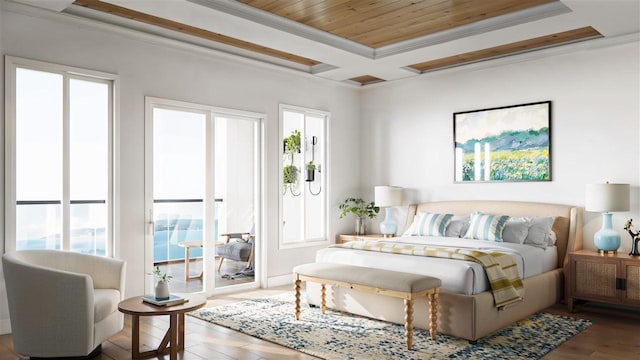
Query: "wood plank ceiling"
71 0 604 86
238 0 556 48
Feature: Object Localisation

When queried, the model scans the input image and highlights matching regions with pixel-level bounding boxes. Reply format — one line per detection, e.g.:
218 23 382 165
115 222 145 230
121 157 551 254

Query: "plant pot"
155 281 170 300
305 169 315 182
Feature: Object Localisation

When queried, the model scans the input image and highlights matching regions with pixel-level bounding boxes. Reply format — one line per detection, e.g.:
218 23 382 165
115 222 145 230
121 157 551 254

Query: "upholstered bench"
293 263 441 349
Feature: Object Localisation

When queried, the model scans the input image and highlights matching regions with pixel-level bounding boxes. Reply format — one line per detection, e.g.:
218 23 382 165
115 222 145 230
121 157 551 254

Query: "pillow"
463 213 510 242
502 218 530 244
403 212 454 237
445 215 470 238
547 230 558 246
523 216 555 249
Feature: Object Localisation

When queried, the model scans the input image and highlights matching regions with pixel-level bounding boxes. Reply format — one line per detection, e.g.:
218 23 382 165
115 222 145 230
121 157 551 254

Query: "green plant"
283 129 301 157
306 161 316 171
151 266 173 283
338 197 380 220
283 164 299 184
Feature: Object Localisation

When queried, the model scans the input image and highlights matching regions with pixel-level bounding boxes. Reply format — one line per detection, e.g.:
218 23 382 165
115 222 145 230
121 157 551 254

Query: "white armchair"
2 250 126 358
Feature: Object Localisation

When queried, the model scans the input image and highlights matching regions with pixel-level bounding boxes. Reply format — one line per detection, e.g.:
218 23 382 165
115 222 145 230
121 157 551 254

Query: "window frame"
279 104 330 249
4 56 119 256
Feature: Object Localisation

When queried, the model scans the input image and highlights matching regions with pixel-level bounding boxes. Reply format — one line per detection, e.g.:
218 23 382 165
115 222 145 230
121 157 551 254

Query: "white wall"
0 4 361 331
360 40 640 252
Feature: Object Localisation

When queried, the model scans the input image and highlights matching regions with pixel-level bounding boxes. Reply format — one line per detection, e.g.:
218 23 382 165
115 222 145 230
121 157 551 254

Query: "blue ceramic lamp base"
379 207 397 237
594 212 621 253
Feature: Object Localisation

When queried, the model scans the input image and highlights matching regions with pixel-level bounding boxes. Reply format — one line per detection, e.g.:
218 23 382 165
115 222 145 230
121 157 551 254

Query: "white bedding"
315 236 557 295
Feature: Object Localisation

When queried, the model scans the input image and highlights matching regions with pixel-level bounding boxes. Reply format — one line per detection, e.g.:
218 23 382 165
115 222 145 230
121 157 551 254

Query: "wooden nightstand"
336 234 396 244
567 250 640 312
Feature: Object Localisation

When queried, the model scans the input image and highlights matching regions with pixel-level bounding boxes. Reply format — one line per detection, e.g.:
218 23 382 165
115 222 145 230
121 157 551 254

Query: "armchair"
216 229 254 272
2 250 126 358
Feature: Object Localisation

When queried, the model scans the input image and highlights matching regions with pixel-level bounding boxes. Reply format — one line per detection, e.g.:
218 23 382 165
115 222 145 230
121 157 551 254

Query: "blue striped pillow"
463 213 510 242
403 212 454 237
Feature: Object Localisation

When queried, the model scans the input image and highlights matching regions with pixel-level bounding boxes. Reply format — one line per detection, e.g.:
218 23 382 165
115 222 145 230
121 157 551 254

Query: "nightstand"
336 234 396 244
567 250 640 312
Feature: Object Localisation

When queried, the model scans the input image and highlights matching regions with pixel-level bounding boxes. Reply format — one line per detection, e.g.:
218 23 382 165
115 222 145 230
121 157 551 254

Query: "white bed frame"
307 200 583 342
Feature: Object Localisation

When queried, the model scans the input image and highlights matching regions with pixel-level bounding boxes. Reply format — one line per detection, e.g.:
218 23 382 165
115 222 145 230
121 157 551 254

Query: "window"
5 57 116 256
280 104 328 248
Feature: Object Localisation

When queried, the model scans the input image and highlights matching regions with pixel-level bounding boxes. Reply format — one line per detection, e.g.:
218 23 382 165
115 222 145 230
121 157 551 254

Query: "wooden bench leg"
404 299 414 350
320 284 326 314
295 279 301 320
429 290 438 340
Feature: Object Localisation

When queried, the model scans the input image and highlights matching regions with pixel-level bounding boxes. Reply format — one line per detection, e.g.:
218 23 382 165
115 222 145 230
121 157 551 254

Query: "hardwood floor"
0 288 638 359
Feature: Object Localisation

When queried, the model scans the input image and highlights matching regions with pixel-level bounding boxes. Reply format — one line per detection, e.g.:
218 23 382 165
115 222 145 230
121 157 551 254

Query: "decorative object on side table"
339 197 380 235
151 265 173 300
585 182 630 253
624 219 640 256
374 185 403 236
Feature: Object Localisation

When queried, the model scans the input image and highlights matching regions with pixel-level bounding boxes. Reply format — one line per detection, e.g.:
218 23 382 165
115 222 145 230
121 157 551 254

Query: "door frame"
144 96 264 297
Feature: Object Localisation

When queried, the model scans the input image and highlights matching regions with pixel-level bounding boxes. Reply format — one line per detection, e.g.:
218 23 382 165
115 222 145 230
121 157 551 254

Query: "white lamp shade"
585 183 630 212
374 186 403 207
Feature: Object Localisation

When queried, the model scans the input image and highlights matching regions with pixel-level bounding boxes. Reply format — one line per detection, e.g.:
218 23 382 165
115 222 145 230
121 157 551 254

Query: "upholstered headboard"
403 200 583 269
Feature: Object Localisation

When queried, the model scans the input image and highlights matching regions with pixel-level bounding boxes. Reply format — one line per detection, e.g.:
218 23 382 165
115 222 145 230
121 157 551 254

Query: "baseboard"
0 318 12 335
267 273 293 288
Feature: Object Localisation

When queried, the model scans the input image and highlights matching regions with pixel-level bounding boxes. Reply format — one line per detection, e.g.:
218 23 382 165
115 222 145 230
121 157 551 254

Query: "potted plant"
305 161 316 182
151 266 172 300
283 130 301 193
338 197 380 235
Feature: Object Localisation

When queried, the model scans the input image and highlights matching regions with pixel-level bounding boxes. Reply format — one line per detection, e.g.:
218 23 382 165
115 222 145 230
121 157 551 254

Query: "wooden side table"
336 234 397 244
567 250 640 312
178 241 203 280
118 293 207 360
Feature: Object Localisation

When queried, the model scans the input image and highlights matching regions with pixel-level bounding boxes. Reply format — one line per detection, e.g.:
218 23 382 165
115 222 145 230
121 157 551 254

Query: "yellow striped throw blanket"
331 241 524 308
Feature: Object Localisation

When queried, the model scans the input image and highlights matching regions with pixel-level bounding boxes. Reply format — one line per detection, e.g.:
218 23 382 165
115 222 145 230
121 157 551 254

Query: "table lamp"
374 186 403 237
585 182 630 253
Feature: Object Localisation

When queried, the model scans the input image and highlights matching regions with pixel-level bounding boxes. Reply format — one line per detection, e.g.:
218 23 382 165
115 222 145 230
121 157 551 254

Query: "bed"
306 200 583 342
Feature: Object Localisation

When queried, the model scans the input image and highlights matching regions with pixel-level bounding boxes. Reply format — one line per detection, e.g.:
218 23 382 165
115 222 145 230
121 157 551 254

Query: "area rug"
189 293 591 360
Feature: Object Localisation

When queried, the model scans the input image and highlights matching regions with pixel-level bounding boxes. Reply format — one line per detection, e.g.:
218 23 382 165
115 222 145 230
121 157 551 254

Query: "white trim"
0 318 12 335
3 56 117 255
267 273 293 288
279 104 330 250
144 96 266 295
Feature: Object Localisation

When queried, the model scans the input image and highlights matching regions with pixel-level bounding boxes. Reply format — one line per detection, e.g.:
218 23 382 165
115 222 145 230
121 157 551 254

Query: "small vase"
355 217 366 235
155 281 170 300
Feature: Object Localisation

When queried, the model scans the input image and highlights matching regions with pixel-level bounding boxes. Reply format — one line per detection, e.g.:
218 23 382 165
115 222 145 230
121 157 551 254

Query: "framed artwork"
453 101 551 182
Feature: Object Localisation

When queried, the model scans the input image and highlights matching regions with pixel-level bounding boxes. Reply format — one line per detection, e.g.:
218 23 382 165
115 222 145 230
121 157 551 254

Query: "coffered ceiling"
12 0 640 86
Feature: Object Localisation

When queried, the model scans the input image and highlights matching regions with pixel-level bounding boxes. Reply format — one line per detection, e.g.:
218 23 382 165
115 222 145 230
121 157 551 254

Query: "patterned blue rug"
189 293 591 359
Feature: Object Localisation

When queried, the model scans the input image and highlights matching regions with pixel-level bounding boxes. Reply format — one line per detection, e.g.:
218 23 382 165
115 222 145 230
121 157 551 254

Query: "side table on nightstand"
336 234 397 244
567 250 640 312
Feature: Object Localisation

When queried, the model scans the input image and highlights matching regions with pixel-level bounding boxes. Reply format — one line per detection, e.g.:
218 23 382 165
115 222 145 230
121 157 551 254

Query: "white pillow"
445 215 470 238
403 212 454 237
502 218 530 244
507 216 555 249
547 230 558 246
463 213 510 242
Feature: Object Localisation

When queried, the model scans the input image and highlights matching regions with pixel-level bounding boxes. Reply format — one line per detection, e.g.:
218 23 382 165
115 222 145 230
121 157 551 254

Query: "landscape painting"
454 101 551 182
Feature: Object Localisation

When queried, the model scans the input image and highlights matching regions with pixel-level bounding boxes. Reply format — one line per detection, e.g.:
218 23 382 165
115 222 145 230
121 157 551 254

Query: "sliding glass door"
145 97 262 296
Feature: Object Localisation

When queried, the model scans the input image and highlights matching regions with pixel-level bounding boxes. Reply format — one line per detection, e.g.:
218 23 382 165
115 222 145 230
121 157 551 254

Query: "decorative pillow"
403 212 454 237
547 230 558 246
463 213 510 242
523 216 555 249
502 218 530 244
445 215 470 238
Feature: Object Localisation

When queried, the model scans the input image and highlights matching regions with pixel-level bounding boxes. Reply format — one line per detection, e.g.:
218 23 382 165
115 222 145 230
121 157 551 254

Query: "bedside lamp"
585 182 630 253
375 186 403 237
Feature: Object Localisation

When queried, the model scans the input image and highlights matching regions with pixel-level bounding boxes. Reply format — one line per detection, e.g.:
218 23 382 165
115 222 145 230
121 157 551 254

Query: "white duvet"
315 236 557 295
